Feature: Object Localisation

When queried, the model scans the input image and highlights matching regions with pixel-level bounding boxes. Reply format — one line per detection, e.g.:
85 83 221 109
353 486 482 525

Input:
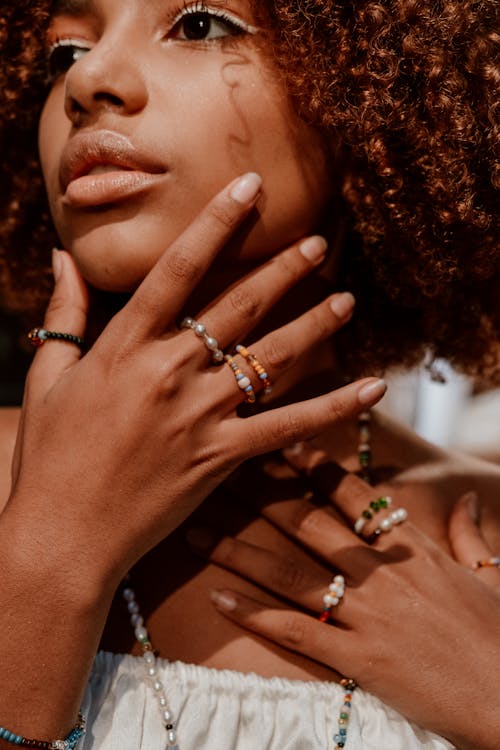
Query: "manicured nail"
211 590 237 611
230 172 263 204
299 235 328 264
464 491 479 523
283 442 305 457
330 292 355 320
52 248 63 281
358 378 387 405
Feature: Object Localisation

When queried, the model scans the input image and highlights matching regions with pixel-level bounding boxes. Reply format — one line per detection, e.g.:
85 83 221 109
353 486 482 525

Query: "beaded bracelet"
333 678 357 749
0 713 85 749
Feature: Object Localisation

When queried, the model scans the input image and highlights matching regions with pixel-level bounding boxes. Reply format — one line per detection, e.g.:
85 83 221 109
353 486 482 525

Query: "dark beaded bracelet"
0 712 85 749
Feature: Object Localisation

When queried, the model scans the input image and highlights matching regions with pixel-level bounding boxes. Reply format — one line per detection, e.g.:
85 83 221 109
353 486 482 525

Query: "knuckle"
164 246 200 286
271 557 306 591
274 249 300 277
207 201 238 231
281 613 307 647
227 286 261 320
292 505 323 537
44 292 69 318
262 336 293 371
269 411 304 444
324 394 351 422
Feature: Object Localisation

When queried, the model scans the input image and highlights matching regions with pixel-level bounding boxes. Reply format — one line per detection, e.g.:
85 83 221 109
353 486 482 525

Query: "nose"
64 37 148 124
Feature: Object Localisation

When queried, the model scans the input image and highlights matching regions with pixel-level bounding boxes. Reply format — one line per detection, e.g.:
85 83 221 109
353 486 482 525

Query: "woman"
0 1 499 749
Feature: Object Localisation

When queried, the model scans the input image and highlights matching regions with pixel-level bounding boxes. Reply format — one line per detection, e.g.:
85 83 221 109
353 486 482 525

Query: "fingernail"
230 172 263 204
185 527 215 554
358 378 387 405
211 590 237 611
464 491 479 523
330 292 355 320
283 442 305 458
52 248 63 281
299 235 328 264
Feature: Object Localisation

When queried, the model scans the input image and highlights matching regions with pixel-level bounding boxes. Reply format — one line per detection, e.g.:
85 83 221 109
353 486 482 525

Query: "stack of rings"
28 328 84 348
318 574 345 622
235 344 273 395
224 354 256 404
473 556 500 570
180 317 224 364
354 496 408 544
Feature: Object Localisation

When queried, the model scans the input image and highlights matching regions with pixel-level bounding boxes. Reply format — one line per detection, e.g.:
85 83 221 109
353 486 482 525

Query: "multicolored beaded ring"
473 556 500 570
224 353 256 403
28 328 84 349
235 344 273 395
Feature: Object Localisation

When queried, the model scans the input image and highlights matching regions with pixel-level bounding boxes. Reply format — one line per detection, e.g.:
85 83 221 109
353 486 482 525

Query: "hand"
199 449 500 750
5 174 386 591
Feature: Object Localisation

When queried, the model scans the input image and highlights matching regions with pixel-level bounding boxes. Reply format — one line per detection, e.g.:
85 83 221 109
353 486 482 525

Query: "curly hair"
1 0 499 379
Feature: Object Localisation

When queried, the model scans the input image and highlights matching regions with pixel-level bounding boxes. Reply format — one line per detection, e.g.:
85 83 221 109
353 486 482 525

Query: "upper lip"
59 130 166 192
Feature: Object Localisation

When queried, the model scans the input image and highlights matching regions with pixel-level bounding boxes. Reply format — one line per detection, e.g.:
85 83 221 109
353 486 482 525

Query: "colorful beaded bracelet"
0 713 85 749
333 678 357 749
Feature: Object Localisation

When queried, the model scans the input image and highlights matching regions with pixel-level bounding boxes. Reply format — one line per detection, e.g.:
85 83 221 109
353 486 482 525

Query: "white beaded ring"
180 317 224 364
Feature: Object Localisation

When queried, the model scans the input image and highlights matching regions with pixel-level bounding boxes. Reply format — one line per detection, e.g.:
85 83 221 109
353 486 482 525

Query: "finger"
449 492 500 587
28 250 89 395
187 530 332 613
283 441 393 528
210 589 359 678
196 235 338 350
121 173 262 340
239 464 375 574
239 293 355 391
234 377 386 458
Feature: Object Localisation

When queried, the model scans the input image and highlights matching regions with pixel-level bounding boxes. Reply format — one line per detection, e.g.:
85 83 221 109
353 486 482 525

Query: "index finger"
121 172 263 340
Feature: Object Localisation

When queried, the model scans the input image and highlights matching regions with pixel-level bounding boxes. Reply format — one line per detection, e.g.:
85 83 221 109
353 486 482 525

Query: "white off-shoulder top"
80 651 455 749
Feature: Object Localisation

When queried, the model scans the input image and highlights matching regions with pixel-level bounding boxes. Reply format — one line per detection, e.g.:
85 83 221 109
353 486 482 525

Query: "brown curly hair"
1 0 499 379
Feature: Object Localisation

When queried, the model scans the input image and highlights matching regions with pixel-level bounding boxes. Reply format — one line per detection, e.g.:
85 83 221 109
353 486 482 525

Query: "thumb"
449 492 500 587
29 249 88 392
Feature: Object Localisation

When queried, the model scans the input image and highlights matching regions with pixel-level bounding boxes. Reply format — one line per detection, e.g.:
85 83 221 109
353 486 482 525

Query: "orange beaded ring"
235 344 273 395
473 556 500 570
28 327 84 348
224 354 256 404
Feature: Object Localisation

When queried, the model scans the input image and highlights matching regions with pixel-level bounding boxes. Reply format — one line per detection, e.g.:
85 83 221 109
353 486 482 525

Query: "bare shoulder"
0 407 21 508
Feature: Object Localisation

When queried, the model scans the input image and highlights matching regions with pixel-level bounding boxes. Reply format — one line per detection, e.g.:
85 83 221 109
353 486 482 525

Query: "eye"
47 39 91 80
171 4 257 42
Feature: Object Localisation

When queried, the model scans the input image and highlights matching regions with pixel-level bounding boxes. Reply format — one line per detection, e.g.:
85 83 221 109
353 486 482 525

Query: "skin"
0 0 499 748
39 0 333 293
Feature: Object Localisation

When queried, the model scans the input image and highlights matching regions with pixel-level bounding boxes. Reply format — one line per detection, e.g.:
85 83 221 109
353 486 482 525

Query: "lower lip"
63 170 165 208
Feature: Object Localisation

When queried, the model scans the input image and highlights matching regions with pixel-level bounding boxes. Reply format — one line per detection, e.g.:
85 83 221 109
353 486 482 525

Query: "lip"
59 130 167 207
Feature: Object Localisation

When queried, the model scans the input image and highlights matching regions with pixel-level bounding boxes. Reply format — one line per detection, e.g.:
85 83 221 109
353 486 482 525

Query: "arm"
0 176 385 745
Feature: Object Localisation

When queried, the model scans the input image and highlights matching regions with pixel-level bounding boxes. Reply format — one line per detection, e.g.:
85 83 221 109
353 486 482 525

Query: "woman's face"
39 0 333 292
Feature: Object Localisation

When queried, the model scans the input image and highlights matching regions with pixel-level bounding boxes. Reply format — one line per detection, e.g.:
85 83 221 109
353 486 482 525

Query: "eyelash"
46 1 258 80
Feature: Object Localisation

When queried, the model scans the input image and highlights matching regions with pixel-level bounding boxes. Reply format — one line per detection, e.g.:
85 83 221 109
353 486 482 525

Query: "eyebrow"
51 0 96 16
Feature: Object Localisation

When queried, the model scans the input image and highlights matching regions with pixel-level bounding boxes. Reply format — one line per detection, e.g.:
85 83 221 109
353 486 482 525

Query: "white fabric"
81 651 455 749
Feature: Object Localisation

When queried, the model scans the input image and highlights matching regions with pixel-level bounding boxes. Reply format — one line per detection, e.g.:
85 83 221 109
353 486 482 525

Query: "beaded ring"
318 574 345 623
179 317 224 364
0 713 85 749
28 328 84 349
235 344 273 395
354 495 393 535
473 556 500 570
224 354 256 403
